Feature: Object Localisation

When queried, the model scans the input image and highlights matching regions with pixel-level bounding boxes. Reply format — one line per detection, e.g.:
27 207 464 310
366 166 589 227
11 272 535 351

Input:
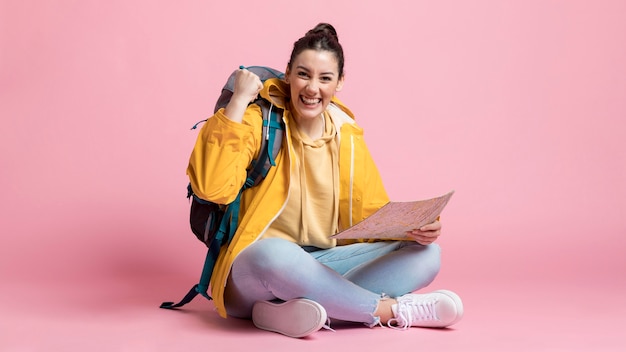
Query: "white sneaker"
252 298 328 338
388 290 464 329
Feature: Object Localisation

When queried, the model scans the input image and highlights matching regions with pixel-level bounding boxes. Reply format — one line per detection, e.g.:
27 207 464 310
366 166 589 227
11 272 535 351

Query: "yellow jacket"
187 78 389 317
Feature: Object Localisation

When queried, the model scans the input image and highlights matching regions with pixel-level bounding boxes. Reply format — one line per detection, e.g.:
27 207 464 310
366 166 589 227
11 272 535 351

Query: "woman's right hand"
233 68 263 104
224 68 263 123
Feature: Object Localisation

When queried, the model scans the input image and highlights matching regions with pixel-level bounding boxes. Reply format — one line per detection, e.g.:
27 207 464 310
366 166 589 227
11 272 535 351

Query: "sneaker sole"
252 298 327 338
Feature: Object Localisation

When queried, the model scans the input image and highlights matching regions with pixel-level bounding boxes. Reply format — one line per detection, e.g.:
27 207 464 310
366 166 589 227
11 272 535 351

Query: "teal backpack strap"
247 99 284 184
160 191 242 309
195 190 242 298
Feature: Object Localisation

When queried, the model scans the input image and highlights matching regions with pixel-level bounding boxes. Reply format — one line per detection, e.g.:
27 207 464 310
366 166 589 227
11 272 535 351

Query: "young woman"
187 23 463 338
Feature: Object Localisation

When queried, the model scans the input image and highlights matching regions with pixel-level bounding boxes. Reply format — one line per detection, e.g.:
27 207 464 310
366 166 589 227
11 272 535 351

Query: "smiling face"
285 49 344 122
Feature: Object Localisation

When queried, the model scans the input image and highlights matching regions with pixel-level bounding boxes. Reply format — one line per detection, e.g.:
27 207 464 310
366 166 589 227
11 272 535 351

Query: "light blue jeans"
224 238 441 325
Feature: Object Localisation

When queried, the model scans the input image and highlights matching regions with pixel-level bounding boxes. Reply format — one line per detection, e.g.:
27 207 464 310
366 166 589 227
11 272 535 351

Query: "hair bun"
307 23 339 42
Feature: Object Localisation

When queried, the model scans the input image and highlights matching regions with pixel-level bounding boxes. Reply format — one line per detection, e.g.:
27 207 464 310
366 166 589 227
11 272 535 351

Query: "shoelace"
388 297 438 330
322 318 335 332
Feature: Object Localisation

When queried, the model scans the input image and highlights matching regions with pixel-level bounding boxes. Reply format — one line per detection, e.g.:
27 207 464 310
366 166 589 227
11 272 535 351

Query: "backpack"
160 66 285 310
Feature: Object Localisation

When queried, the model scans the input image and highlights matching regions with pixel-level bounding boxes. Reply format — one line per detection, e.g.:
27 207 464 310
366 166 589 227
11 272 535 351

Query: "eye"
297 71 309 78
320 76 333 82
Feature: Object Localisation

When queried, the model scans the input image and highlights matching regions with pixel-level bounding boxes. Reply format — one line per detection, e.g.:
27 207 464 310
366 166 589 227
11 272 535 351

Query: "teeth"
301 96 320 105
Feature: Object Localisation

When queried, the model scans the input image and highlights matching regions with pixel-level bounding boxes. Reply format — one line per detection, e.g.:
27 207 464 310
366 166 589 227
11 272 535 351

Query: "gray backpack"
161 66 285 309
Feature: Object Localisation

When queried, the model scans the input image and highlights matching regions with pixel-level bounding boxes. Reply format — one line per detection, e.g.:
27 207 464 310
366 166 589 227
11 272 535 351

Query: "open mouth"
300 96 322 106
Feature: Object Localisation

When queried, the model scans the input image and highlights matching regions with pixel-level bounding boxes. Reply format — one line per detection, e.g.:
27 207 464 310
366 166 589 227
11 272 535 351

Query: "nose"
306 80 318 93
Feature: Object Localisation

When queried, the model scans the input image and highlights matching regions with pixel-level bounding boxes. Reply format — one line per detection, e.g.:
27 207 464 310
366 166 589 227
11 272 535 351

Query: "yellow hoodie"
187 78 390 318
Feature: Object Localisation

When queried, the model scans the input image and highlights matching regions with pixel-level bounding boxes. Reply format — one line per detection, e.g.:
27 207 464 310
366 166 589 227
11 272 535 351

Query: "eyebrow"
296 65 336 76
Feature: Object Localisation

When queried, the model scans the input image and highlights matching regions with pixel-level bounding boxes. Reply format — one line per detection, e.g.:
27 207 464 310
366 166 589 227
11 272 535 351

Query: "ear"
335 75 345 92
284 65 291 84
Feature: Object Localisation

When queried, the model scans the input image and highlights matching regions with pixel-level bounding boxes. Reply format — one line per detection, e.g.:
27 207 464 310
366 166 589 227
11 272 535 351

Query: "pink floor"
2 246 624 351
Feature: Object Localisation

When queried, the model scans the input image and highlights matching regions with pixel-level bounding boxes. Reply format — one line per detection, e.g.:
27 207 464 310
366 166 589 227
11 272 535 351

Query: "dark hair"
288 23 345 78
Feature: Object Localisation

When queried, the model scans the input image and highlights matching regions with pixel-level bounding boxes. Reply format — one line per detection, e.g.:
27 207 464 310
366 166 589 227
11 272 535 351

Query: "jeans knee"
242 238 304 274
423 243 442 281
426 242 441 259
403 242 441 283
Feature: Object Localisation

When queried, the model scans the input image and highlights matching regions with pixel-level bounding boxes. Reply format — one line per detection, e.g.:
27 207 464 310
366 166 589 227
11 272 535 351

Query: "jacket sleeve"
186 104 263 204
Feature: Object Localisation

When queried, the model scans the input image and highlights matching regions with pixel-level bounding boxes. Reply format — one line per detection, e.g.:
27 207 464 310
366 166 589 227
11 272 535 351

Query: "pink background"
1 0 625 350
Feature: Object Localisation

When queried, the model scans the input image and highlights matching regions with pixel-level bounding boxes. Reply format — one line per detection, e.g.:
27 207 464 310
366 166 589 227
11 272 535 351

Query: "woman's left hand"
405 220 441 245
